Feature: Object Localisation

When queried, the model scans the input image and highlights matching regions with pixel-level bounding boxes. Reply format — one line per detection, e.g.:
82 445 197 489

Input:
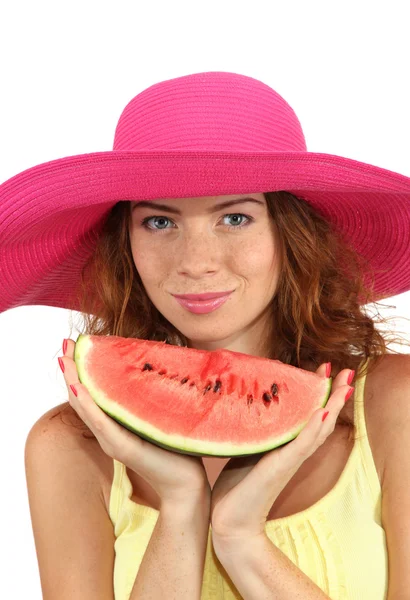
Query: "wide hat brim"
1 148 410 314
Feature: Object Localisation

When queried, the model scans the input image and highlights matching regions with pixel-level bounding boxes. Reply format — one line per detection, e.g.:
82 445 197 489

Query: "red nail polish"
345 387 354 403
325 363 332 378
322 411 329 422
58 357 65 373
63 339 68 355
70 384 78 397
347 370 355 385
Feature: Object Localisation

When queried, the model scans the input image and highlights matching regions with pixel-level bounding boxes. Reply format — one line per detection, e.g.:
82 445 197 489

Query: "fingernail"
70 384 78 397
322 411 329 422
347 369 355 385
58 357 65 373
325 362 332 378
345 387 354 403
62 339 68 355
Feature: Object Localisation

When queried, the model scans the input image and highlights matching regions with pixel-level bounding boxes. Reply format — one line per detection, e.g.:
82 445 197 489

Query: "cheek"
130 240 165 283
237 237 279 276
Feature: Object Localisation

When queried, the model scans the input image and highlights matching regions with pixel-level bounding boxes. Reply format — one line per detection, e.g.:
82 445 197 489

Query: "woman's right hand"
59 338 211 506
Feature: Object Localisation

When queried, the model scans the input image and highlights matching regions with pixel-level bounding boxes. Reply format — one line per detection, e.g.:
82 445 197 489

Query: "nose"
175 229 221 276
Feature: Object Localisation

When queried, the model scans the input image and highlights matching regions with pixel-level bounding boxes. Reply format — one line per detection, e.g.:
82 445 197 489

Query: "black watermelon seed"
181 377 189 384
263 392 272 402
203 384 212 394
213 380 222 393
271 383 279 396
142 363 153 371
247 394 254 405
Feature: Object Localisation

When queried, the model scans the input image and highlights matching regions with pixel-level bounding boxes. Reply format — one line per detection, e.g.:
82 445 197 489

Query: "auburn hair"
58 191 408 442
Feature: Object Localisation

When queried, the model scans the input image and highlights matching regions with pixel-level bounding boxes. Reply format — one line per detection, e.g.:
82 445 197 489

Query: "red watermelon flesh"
74 334 332 457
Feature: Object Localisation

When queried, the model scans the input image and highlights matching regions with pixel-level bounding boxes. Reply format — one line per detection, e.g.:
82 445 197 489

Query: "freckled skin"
129 193 281 357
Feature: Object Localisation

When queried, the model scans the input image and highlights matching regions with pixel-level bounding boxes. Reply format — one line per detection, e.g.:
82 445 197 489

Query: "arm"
376 354 410 599
213 533 330 599
24 406 117 599
130 491 211 600
213 353 410 600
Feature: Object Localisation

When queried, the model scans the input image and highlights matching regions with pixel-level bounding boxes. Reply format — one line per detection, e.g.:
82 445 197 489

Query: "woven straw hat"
1 70 410 313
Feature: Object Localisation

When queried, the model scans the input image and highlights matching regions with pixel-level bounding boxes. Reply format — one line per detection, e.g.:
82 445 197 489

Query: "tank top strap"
352 357 370 440
109 459 130 526
352 357 382 500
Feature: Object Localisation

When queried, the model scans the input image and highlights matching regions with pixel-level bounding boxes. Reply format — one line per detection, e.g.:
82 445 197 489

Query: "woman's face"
129 193 281 356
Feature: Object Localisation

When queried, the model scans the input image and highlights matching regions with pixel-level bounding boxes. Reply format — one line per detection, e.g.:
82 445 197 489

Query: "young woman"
2 71 410 599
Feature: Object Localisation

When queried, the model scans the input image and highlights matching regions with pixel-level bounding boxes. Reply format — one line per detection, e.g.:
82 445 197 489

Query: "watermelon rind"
74 334 333 457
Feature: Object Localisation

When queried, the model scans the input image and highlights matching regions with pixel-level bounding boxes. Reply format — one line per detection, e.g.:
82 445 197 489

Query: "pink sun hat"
1 70 410 314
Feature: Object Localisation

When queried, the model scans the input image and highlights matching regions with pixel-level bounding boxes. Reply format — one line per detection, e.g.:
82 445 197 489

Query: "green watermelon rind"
74 334 333 458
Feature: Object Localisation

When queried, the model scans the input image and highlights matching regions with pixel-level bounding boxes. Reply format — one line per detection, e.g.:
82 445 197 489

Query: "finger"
61 338 80 402
316 362 354 390
312 383 354 448
277 380 353 465
62 337 75 360
59 344 94 429
316 362 329 378
60 338 85 405
60 339 144 458
314 382 354 440
60 339 113 434
62 339 100 414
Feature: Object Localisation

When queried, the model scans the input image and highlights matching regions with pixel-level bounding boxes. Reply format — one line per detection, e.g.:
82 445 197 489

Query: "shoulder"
25 401 108 498
24 403 117 596
365 353 410 593
367 351 410 385
364 353 410 487
371 352 410 449
365 352 410 419
26 401 95 447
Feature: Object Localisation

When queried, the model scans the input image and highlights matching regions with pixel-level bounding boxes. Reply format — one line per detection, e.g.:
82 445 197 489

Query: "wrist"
160 487 211 521
212 531 266 560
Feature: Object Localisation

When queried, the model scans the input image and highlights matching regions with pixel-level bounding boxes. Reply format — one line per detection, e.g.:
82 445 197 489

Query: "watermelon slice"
74 334 332 457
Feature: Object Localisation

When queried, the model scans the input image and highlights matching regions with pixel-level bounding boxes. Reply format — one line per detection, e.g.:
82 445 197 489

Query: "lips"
172 291 233 301
173 293 232 314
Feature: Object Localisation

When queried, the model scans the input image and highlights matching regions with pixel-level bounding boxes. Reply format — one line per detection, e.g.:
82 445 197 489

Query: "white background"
1 0 410 596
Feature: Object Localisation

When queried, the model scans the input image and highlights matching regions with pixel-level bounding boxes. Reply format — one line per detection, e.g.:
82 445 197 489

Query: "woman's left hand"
210 364 354 543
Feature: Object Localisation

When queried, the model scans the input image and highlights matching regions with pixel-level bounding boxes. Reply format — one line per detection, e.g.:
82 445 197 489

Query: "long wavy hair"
57 191 409 442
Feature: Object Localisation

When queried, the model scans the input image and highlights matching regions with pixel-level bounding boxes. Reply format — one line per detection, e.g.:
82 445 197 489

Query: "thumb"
316 362 331 378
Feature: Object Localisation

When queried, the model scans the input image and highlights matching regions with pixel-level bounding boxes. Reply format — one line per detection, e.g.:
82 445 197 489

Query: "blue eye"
140 213 254 233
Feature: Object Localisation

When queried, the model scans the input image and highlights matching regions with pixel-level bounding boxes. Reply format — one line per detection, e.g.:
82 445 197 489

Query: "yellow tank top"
108 359 388 599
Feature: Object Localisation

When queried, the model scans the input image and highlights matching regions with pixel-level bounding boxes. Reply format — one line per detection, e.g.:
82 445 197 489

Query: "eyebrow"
131 197 265 215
